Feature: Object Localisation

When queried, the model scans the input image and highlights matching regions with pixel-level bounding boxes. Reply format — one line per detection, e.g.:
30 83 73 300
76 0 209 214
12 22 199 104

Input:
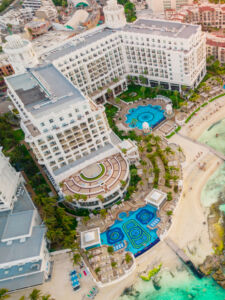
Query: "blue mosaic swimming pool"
100 204 160 257
125 105 165 130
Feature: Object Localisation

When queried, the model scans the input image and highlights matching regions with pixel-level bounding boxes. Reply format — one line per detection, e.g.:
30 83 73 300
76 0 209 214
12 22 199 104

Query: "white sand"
181 95 225 140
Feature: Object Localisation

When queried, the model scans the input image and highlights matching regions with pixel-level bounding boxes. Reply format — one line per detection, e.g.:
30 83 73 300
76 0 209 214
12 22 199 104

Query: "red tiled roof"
206 38 225 48
199 6 215 12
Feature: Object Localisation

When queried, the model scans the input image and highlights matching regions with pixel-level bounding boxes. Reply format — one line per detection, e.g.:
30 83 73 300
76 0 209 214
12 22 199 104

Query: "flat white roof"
80 228 101 249
145 188 167 207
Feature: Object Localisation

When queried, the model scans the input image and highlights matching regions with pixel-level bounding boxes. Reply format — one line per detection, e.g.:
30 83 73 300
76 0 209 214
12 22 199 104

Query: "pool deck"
109 98 168 134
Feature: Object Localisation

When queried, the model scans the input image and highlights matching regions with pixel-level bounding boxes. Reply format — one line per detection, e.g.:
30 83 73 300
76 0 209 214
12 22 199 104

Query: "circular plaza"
61 153 129 209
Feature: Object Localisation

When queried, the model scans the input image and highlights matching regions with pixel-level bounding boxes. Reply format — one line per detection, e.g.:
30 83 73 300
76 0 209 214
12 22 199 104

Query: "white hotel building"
4 0 205 209
0 149 50 291
5 64 138 209
39 1 206 104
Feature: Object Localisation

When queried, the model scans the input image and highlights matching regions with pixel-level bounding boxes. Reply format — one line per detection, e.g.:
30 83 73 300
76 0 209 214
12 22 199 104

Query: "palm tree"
73 253 81 266
0 289 10 300
65 195 73 202
29 289 41 300
97 194 104 202
100 209 107 219
19 297 25 300
165 146 172 155
41 294 54 300
81 194 87 201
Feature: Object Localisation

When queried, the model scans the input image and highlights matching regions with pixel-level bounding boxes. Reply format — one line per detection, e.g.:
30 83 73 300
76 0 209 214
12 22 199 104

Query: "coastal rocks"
199 255 225 289
121 286 140 298
212 269 225 289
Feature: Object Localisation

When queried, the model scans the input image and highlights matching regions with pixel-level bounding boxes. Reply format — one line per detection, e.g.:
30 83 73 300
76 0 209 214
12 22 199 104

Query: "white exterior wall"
47 23 206 97
0 149 20 211
6 81 112 181
51 32 127 101
148 0 193 12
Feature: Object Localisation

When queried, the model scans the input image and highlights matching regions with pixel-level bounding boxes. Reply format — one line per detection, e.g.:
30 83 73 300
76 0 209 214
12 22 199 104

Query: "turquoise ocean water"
119 268 225 300
118 119 225 300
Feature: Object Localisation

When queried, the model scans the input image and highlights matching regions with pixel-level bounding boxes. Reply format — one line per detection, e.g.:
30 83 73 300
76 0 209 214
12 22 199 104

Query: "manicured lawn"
80 163 105 181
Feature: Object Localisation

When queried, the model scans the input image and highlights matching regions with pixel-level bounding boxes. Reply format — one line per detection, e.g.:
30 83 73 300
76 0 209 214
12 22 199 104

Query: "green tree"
97 194 104 202
73 253 81 266
111 261 117 268
41 295 54 300
120 180 126 187
0 289 10 300
65 195 73 202
125 253 132 263
95 267 101 274
29 289 41 300
140 86 146 97
115 97 121 104
107 246 114 254
100 209 107 219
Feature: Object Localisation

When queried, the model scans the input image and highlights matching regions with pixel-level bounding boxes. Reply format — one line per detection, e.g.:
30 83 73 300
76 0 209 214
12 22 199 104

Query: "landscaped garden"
118 84 184 109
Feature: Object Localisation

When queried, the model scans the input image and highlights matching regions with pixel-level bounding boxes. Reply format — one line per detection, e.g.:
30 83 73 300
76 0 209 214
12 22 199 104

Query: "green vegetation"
58 202 89 216
52 0 67 6
167 210 173 216
0 0 14 13
166 126 181 139
107 246 114 254
124 165 141 201
140 264 162 281
95 267 101 274
118 0 136 22
104 103 141 142
119 84 184 108
80 163 105 181
125 253 132 263
35 196 77 250
13 129 25 141
111 261 117 268
73 253 81 265
0 288 10 300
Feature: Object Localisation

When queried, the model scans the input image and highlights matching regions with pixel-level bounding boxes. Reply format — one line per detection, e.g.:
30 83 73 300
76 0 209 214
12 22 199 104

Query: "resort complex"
1 0 225 298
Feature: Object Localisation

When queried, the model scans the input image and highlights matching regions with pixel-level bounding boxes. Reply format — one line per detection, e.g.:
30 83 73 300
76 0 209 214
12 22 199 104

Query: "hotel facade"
40 3 206 104
5 64 139 210
0 149 50 291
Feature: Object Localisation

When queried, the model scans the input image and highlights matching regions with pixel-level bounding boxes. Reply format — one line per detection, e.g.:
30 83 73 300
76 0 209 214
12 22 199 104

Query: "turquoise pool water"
100 205 160 257
125 105 165 130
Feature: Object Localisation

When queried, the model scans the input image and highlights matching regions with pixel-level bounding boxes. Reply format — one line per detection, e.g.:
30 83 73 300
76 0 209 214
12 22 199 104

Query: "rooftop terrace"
6 64 86 118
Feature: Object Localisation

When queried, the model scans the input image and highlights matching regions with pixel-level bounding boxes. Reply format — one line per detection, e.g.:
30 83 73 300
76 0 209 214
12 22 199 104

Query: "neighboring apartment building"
0 149 50 291
5 64 138 209
206 33 225 63
0 54 14 98
166 3 225 29
35 4 58 21
147 0 193 13
41 18 206 103
22 0 56 12
25 20 51 39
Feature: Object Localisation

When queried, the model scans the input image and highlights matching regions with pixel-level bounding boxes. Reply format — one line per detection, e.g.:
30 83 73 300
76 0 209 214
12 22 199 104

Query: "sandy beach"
9 96 225 300
181 95 225 140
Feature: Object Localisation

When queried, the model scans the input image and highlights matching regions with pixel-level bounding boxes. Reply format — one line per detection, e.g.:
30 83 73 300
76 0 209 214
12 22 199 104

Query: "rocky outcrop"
199 255 225 289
